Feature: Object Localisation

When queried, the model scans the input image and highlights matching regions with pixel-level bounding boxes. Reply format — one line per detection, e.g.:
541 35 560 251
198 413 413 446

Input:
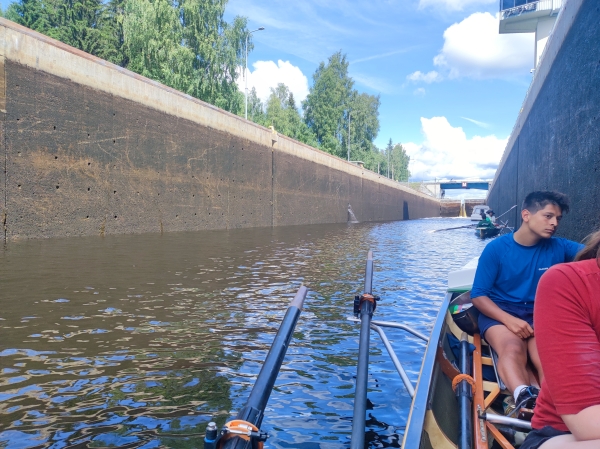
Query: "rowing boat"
206 254 532 449
475 226 501 239
402 258 532 449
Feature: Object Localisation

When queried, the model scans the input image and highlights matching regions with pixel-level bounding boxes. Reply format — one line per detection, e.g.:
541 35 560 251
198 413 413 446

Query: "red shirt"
532 259 600 431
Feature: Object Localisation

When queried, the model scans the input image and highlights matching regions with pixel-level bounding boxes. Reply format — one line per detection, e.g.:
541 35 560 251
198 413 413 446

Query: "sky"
224 0 537 183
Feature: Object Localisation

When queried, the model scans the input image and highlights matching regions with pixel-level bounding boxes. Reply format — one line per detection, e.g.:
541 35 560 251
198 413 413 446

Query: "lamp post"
245 27 265 120
347 111 351 161
387 144 391 179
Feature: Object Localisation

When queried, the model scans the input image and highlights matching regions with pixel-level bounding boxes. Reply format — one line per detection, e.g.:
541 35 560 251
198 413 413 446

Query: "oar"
495 204 517 220
433 224 475 233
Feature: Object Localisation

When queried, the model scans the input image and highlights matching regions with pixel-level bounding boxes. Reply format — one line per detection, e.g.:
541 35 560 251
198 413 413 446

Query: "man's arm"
471 241 534 338
472 295 533 338
563 238 585 262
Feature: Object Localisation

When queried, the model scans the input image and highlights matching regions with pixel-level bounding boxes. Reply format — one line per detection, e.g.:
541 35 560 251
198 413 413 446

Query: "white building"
499 0 563 68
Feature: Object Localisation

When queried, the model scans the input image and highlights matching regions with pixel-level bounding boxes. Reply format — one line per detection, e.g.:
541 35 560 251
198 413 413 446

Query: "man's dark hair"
522 191 570 214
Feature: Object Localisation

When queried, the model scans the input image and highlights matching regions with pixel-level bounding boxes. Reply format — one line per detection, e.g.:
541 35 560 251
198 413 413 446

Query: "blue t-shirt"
471 233 583 308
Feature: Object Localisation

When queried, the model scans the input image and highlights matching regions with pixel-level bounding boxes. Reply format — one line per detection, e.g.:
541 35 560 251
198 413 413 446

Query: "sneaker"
514 386 540 412
508 386 539 421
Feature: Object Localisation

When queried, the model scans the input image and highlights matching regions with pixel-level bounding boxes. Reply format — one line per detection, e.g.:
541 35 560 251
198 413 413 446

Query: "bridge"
416 180 492 199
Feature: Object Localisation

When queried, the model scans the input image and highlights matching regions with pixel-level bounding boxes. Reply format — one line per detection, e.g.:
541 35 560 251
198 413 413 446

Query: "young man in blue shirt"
471 191 583 414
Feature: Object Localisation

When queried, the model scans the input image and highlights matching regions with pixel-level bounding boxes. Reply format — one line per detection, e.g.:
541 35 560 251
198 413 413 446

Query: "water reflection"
0 219 488 448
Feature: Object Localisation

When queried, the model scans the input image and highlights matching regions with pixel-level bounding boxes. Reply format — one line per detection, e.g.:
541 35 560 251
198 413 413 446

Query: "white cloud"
433 12 534 79
237 60 310 106
406 70 443 83
413 88 427 96
418 0 495 11
405 116 507 180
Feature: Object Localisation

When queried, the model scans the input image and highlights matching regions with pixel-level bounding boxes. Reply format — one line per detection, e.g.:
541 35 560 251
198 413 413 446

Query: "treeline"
2 1 410 179
250 52 411 179
3 0 247 112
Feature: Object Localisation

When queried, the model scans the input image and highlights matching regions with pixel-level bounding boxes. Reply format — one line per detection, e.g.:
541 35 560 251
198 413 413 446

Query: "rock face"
0 19 439 242
488 0 600 243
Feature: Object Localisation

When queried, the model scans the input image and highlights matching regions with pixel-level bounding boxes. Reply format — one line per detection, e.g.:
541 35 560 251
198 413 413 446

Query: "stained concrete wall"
488 0 600 242
0 19 439 242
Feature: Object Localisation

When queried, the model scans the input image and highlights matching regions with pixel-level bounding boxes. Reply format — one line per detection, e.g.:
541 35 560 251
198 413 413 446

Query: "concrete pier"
0 19 439 242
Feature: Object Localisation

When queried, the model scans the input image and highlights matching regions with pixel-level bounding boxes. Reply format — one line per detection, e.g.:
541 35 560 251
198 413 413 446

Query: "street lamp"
245 27 265 120
347 110 351 161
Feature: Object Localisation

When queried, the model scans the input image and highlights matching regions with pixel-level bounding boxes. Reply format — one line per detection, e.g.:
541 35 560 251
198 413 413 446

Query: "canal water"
0 218 489 448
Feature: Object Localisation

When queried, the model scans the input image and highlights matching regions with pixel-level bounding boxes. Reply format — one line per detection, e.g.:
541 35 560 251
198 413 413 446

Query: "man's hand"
504 316 534 339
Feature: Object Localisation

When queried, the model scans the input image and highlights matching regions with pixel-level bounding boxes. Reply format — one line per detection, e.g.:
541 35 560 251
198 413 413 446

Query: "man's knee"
486 327 526 354
496 340 528 360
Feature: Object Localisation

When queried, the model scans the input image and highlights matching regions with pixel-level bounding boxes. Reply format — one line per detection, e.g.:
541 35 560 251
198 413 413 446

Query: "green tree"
4 0 58 36
5 0 126 65
246 87 264 124
123 0 196 95
384 138 393 177
263 83 317 147
179 0 247 112
303 51 354 157
5 0 249 113
101 0 127 66
390 143 411 182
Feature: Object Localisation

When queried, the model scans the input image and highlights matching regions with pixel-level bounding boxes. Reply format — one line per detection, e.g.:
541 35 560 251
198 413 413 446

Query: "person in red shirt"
521 230 600 449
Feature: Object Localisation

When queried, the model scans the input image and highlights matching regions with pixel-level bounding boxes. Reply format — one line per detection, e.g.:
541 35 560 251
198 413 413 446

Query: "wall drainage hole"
56 185 59 189
88 162 91 166
55 156 58 159
53 126 56 130
87 187 90 191
114 215 117 219
113 191 117 194
86 216 89 219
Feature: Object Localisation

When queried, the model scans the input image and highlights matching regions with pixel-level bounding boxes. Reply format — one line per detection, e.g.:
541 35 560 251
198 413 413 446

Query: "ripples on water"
0 219 489 448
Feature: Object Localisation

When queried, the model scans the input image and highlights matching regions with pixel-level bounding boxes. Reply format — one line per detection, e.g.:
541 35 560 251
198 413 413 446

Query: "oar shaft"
458 332 473 449
351 296 374 449
222 286 308 449
351 250 375 449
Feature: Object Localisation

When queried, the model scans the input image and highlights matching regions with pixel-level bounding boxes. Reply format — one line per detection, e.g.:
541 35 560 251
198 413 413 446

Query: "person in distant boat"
486 209 497 225
520 230 600 449
478 211 494 228
470 191 583 415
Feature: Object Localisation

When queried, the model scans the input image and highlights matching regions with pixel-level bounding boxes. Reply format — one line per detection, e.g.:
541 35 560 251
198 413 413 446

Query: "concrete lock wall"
0 19 439 242
488 0 600 243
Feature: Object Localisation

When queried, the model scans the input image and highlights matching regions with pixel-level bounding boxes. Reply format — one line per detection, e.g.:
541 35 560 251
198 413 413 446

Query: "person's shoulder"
479 233 512 259
487 233 513 249
547 236 580 248
545 259 598 280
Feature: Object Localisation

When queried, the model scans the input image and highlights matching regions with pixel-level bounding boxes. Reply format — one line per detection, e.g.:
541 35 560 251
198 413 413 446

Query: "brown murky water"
0 219 488 448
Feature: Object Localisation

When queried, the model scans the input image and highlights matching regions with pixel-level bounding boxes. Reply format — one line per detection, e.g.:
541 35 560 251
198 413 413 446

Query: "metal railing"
500 0 561 14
